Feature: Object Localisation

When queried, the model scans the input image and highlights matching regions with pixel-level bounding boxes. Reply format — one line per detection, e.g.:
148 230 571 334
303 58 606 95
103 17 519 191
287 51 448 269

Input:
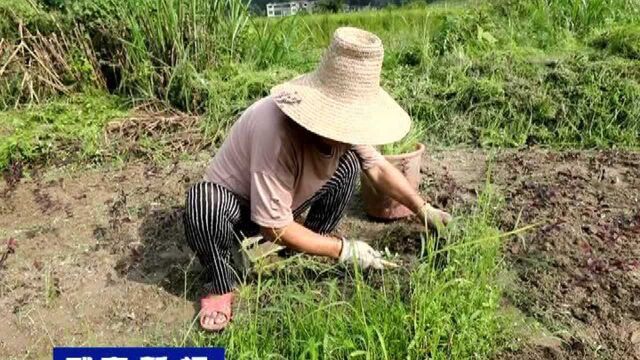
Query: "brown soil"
0 148 638 359
493 150 640 360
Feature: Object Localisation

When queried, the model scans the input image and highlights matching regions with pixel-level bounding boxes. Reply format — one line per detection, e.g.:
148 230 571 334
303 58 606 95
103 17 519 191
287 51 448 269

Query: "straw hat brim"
271 73 411 145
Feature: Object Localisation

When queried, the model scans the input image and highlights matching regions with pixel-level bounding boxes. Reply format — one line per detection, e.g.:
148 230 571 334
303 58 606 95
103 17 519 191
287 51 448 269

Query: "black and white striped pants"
183 150 360 295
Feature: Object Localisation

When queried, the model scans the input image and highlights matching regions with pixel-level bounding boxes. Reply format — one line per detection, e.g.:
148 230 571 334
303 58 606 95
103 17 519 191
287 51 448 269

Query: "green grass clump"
385 50 640 148
0 92 127 170
380 122 426 155
590 25 640 60
183 187 510 359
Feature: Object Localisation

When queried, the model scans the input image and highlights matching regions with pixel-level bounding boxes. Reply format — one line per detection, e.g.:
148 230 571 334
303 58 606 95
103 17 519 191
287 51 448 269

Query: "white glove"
339 238 384 270
422 204 452 227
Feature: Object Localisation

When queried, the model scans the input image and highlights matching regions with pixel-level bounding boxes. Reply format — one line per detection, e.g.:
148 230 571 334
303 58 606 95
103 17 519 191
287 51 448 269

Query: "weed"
179 185 512 359
42 264 59 307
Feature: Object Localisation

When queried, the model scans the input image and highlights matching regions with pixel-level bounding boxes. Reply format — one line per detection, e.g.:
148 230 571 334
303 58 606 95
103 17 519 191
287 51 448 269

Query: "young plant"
379 122 426 155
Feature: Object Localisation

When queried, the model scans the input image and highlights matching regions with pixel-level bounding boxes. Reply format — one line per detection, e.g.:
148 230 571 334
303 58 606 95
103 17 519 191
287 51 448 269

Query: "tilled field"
0 149 638 359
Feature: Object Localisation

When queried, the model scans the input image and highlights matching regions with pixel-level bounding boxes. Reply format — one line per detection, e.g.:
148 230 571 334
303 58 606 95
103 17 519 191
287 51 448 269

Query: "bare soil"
494 150 640 360
0 149 638 359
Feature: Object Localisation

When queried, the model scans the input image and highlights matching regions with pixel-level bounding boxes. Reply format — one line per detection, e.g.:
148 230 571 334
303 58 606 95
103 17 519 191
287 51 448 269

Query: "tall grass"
509 0 639 33
182 186 511 359
106 0 250 110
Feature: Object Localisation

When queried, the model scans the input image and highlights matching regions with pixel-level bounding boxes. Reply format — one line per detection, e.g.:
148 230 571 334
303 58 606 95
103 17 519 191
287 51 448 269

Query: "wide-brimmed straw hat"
270 27 411 145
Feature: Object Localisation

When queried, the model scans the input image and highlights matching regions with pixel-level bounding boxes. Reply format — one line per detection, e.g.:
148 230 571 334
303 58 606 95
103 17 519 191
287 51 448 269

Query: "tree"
316 0 345 13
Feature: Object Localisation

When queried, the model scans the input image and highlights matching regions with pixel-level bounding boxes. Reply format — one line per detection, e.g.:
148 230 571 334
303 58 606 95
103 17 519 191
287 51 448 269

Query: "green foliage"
188 186 510 359
244 16 317 70
201 64 298 144
591 25 640 60
380 122 426 155
106 0 250 106
2 0 640 172
316 0 346 13
493 0 640 35
386 51 640 148
0 93 127 170
0 0 60 39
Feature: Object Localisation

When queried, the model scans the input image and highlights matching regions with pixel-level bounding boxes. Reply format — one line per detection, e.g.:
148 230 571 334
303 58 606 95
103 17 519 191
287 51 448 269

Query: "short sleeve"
352 145 384 170
250 171 294 228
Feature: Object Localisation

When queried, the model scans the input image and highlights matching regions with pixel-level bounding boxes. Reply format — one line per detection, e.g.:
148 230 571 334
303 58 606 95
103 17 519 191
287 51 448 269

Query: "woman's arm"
364 159 451 223
261 222 342 258
262 222 387 269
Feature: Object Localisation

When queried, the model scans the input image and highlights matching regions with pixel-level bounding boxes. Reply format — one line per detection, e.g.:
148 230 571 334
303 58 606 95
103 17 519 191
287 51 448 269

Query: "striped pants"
183 151 360 295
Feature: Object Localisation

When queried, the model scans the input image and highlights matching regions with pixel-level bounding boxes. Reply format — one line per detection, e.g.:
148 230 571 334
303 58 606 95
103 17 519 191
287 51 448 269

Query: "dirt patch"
0 158 205 359
493 150 640 359
0 148 488 359
1 148 638 359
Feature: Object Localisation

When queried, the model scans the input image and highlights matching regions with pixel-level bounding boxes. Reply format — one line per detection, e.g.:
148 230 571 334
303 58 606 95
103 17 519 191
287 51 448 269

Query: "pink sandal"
199 292 234 331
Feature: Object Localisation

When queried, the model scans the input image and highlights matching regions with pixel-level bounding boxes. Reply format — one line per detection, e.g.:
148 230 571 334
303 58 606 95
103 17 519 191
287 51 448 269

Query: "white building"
266 1 315 17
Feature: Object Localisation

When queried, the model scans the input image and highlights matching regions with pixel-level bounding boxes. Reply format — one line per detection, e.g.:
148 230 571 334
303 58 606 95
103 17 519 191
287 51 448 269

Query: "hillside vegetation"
1 0 639 171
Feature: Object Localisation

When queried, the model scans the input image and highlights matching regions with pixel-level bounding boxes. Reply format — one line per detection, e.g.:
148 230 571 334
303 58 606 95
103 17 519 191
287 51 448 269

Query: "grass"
104 0 250 107
43 264 59 307
1 0 638 174
387 51 640 148
380 122 426 155
179 185 512 359
0 92 127 170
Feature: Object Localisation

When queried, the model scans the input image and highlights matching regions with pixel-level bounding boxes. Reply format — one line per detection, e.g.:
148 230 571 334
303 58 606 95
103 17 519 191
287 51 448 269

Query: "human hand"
418 204 452 229
339 238 385 270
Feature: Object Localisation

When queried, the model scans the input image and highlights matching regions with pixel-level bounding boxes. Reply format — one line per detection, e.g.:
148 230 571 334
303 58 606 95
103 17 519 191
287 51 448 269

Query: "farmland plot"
1 149 638 359
1 0 639 358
